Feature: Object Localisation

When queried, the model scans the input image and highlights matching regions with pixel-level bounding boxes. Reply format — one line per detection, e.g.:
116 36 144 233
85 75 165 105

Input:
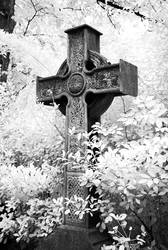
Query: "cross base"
34 225 112 250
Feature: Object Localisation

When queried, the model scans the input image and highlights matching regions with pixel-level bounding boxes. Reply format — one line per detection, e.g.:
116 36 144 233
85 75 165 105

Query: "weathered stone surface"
36 24 138 249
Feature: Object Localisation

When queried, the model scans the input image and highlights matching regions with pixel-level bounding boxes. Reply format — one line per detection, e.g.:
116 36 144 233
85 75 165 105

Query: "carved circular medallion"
68 73 85 96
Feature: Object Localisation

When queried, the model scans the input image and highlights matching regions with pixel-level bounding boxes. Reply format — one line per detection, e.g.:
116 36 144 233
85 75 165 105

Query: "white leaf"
119 245 124 250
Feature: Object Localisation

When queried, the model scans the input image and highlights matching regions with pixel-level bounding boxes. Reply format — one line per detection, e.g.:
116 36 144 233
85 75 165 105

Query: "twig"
107 11 116 28
51 94 65 139
120 96 129 141
60 7 82 11
149 0 157 13
24 13 37 35
36 93 65 139
130 207 153 240
23 0 44 35
53 123 65 139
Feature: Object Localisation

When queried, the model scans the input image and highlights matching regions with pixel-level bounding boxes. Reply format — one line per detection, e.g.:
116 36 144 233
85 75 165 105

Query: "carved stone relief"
66 174 87 225
69 32 84 72
36 25 138 228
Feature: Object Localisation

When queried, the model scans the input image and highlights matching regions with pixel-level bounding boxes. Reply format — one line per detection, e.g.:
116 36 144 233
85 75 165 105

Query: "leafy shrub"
0 163 63 244
79 96 168 249
1 95 168 249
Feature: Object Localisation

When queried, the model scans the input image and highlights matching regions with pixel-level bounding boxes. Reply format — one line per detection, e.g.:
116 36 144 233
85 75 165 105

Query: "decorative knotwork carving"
67 96 87 156
37 76 68 103
66 174 87 225
85 65 119 91
69 32 84 72
69 97 86 128
68 73 85 96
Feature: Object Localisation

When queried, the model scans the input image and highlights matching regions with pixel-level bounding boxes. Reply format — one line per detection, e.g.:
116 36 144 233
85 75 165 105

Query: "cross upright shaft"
64 25 102 157
65 24 102 72
36 24 138 229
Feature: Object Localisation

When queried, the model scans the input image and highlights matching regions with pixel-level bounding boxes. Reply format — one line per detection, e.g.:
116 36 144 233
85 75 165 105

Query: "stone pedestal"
34 226 112 250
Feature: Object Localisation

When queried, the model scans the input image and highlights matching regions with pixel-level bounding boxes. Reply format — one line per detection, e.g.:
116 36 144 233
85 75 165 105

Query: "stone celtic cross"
36 24 137 231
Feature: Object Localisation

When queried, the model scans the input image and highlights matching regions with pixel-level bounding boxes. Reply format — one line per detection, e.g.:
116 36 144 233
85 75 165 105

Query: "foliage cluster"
78 95 168 249
0 162 63 245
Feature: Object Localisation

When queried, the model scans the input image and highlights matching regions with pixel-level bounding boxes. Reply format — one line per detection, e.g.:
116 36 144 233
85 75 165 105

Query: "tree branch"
53 122 65 139
120 96 129 141
97 0 156 22
23 12 37 36
23 0 44 35
60 7 82 11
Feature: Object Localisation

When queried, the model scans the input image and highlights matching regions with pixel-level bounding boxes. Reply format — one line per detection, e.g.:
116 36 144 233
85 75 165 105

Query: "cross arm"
36 74 69 104
85 59 138 97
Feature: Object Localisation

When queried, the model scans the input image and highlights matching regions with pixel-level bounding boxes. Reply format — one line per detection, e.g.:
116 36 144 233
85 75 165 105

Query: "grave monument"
36 24 138 250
